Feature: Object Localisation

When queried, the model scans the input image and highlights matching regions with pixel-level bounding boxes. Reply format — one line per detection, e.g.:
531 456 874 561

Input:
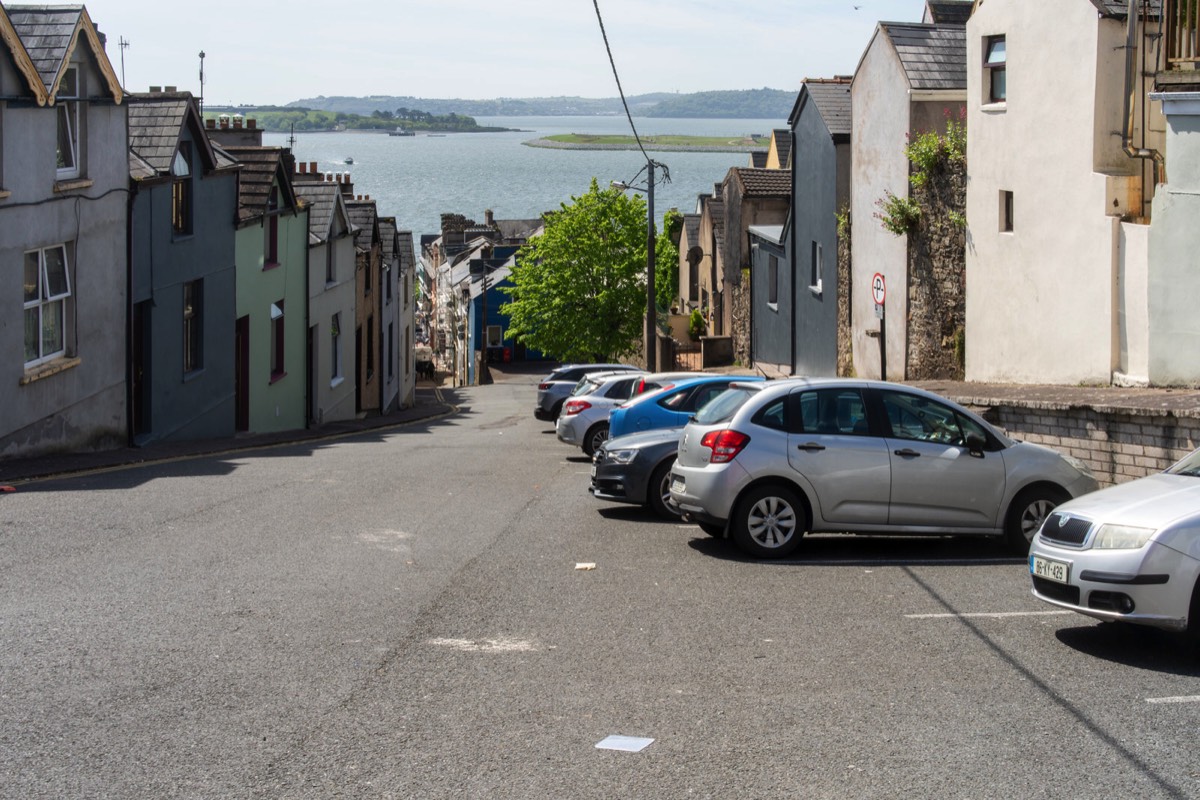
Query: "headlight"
1092 524 1156 550
607 449 638 465
1062 455 1094 477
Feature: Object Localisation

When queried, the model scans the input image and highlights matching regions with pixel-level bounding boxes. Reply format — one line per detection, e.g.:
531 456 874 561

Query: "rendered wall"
749 233 790 373
307 234 357 424
850 34 910 380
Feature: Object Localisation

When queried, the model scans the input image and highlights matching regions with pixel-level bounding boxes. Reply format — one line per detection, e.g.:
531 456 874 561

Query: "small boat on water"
343 156 354 164
389 127 415 137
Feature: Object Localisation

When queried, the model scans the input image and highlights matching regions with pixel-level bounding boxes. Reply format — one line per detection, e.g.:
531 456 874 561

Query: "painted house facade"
128 91 239 445
219 145 309 433
1 5 128 457
850 18 966 380
292 176 357 425
965 0 1179 385
347 198 382 414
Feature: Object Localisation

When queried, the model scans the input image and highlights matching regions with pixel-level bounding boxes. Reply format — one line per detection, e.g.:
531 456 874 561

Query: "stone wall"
730 269 752 367
837 216 854 377
906 161 966 379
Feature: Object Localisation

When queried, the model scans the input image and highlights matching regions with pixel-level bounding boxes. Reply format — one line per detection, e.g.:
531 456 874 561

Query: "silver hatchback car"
669 379 1098 558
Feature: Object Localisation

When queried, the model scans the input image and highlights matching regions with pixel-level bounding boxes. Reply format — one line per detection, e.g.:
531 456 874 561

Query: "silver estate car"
669 378 1098 559
1029 448 1200 636
556 371 645 456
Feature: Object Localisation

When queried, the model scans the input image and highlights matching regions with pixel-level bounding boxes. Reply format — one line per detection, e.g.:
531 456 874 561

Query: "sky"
79 0 930 107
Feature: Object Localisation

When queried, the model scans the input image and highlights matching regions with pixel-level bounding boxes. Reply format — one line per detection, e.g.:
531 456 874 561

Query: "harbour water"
264 116 785 239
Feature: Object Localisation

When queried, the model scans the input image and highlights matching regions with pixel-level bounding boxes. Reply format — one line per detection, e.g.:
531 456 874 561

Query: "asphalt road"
2 371 1198 799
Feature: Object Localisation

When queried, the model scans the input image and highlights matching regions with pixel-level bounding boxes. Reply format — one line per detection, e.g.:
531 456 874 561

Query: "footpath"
3 362 1198 487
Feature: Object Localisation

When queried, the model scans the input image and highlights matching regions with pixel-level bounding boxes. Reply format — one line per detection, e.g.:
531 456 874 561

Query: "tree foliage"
502 179 649 362
655 208 683 310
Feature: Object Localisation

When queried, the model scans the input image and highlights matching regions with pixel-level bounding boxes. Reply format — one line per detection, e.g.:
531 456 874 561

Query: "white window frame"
56 67 81 180
24 244 72 367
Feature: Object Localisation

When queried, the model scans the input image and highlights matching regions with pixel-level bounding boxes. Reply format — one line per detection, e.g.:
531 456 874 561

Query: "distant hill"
288 89 794 119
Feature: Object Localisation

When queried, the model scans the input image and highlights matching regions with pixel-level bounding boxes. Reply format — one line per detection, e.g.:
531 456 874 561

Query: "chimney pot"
205 118 215 129
149 85 162 93
164 85 177 93
247 119 257 129
233 117 242 129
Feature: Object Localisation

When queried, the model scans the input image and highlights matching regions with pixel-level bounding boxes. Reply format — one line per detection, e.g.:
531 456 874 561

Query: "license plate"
1030 555 1069 584
670 477 685 494
590 464 597 479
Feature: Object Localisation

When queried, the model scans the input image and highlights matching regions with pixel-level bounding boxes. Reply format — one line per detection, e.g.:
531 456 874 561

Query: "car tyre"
550 399 565 421
647 459 681 520
582 423 609 457
731 484 807 559
1005 486 1067 554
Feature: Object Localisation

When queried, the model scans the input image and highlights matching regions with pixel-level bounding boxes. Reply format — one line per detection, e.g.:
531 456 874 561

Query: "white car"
1029 448 1200 637
555 371 645 456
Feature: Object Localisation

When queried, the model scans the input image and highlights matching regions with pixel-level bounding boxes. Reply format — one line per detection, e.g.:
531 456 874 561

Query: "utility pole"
198 51 205 114
646 161 657 372
118 37 129 87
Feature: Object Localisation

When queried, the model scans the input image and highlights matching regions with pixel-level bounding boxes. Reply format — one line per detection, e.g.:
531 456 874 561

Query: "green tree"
655 208 683 310
502 179 648 362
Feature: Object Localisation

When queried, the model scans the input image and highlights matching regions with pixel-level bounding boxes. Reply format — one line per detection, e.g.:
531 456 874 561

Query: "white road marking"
1146 695 1200 705
428 637 537 653
904 610 1075 620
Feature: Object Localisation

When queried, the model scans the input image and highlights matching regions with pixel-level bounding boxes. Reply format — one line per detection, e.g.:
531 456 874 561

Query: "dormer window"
56 67 81 179
985 36 1007 104
171 143 192 235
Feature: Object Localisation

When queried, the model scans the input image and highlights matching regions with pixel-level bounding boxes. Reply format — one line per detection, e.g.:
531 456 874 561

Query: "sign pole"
871 272 887 381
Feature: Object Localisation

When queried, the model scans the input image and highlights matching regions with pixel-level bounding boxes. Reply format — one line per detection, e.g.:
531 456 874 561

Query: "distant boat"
389 127 415 137
343 157 354 164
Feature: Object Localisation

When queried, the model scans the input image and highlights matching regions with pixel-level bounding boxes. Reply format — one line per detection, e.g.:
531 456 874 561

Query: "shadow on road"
685 531 1025 566
1054 624 1200 675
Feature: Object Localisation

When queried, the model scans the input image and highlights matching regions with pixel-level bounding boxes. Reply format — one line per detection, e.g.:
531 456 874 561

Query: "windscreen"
694 386 756 425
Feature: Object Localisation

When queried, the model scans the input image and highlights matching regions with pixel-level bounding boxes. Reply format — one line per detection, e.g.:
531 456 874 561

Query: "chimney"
205 118 215 129
165 85 177 93
309 161 317 174
485 209 494 226
233 117 242 129
247 119 257 130
149 85 162 93
298 162 307 174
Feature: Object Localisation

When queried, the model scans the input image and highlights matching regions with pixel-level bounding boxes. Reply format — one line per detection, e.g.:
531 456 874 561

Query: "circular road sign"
871 273 886 305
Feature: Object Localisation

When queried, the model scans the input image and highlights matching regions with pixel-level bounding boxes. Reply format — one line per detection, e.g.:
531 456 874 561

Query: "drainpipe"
1123 0 1166 189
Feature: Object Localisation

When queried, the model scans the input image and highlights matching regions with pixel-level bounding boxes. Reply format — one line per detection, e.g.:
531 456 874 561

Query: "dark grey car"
590 427 683 519
534 363 639 421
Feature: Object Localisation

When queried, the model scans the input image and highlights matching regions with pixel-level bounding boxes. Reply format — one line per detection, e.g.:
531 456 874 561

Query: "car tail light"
700 430 750 463
538 382 551 390
563 400 592 416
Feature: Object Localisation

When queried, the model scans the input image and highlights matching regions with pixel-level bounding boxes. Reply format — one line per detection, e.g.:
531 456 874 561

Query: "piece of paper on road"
595 735 654 752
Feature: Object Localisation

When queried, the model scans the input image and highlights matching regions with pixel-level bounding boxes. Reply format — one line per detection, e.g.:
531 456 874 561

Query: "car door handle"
797 442 826 452
893 448 921 457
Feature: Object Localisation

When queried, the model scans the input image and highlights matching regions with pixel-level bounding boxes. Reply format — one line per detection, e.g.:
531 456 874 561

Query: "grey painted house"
1 5 128 458
128 91 239 445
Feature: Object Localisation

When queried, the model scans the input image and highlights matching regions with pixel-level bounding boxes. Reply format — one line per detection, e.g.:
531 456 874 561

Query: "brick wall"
976 405 1200 487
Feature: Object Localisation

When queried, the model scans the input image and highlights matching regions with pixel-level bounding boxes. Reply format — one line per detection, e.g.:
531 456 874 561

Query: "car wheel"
697 521 725 538
647 459 681 520
582 423 609 457
1185 578 1200 647
731 484 807 559
1005 486 1068 554
550 399 565 420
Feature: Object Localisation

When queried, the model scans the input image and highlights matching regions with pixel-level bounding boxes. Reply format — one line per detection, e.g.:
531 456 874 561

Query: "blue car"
608 375 765 439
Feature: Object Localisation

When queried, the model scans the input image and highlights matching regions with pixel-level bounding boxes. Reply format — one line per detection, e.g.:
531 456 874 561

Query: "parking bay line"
902 618 1080 623
1146 695 1200 705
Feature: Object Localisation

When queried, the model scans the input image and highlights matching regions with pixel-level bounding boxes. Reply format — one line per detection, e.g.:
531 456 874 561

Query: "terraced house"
1 4 127 458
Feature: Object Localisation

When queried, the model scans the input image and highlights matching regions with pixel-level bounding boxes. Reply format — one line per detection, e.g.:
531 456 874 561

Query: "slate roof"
924 0 972 25
397 231 415 275
0 4 48 102
378 217 398 264
6 4 121 101
731 168 792 198
127 92 230 183
770 129 791 167
220 146 295 223
804 78 852 136
749 151 768 168
346 200 378 250
682 214 701 250
294 182 345 243
879 23 966 91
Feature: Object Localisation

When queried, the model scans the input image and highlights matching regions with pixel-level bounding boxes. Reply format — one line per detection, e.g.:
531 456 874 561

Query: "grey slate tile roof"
771 129 791 167
731 168 792 198
924 1 972 25
378 217 398 264
804 78 852 136
879 23 966 91
294 182 343 243
749 151 768 168
6 4 82 93
346 200 378 250
127 93 191 172
397 231 415 274
220 146 294 224
683 213 701 249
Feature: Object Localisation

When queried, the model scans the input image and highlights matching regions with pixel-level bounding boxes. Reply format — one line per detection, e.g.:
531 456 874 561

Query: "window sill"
767 302 779 313
183 367 206 383
981 101 1007 114
263 261 280 271
809 282 824 298
0 189 11 201
21 355 81 385
330 376 345 389
172 232 195 243
269 370 287 385
54 178 94 193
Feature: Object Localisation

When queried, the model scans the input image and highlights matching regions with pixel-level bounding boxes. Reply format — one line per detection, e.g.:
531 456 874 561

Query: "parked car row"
534 365 1200 641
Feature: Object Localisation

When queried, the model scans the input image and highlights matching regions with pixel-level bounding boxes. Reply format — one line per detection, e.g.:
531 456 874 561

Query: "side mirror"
965 431 987 457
